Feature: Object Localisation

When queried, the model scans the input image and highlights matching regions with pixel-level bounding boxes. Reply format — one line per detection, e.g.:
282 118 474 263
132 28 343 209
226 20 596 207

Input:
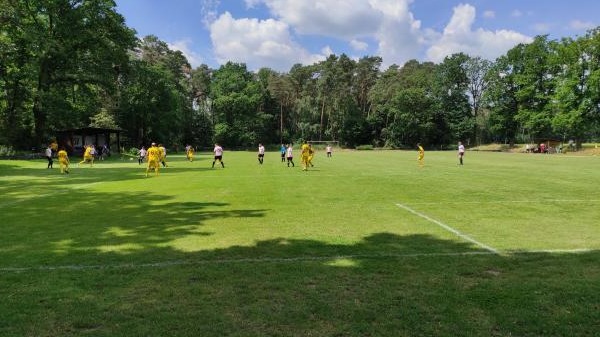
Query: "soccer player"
57 147 70 174
146 142 161 177
212 143 225 168
280 144 286 162
258 143 265 164
286 144 295 167
158 144 168 168
458 141 465 165
307 144 315 167
417 143 424 167
78 145 94 167
300 142 310 171
100 144 109 160
186 145 195 162
185 144 192 161
45 145 53 169
50 140 58 154
138 146 147 165
326 144 332 158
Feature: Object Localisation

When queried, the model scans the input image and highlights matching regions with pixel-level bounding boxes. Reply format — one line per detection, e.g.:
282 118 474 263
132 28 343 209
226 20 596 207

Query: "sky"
114 0 599 72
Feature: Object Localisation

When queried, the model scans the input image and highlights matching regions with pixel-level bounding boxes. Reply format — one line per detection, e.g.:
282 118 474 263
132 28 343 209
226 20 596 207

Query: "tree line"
2 0 600 151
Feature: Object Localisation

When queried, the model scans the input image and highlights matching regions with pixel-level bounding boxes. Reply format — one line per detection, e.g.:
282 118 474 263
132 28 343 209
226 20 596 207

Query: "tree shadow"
1 214 599 336
1 161 599 336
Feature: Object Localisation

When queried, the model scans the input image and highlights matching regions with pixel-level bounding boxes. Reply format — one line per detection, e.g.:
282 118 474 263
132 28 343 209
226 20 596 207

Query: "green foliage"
355 144 374 150
2 2 600 151
0 145 15 156
89 108 119 129
128 147 139 156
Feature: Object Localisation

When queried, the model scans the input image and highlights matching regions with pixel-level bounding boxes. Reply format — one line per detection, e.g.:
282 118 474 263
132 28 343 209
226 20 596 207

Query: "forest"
2 0 600 151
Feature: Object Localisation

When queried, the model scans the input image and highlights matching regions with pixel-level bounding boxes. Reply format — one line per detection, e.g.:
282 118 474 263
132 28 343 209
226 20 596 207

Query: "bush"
128 147 139 156
0 145 15 157
355 144 374 150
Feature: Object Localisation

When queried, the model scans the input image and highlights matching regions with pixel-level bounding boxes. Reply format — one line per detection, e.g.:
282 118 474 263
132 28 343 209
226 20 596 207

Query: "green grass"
1 150 599 336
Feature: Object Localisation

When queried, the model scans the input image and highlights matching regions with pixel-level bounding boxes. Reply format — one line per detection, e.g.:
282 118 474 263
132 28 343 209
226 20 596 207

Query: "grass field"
1 149 599 336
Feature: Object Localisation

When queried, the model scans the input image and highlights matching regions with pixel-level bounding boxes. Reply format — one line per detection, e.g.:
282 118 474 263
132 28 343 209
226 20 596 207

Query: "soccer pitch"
1 150 599 336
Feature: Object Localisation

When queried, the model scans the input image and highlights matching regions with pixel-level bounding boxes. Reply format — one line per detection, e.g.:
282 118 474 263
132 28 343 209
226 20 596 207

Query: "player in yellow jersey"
158 143 168 168
146 142 161 177
78 145 94 167
186 144 194 162
57 148 70 174
307 144 315 168
417 143 424 167
300 142 310 171
186 146 194 161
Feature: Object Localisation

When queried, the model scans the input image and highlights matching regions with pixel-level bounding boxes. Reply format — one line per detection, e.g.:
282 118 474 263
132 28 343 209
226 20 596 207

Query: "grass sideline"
1 150 599 336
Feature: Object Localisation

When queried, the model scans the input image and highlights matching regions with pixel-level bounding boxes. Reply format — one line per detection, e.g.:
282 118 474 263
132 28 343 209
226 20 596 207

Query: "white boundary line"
1 248 596 273
405 199 600 206
395 203 499 254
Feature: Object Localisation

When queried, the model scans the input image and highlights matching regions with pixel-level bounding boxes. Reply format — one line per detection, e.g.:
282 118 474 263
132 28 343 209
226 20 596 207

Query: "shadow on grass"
1 161 599 336
1 189 599 336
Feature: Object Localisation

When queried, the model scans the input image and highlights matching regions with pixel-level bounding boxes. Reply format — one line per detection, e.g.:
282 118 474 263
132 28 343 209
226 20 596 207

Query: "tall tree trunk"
279 102 283 144
33 57 51 146
320 99 325 141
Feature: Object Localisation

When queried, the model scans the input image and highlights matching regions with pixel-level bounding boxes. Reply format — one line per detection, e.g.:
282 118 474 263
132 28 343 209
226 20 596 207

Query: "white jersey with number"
214 146 223 156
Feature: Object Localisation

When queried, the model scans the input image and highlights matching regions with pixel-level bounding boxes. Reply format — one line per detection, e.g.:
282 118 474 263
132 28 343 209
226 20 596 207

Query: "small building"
56 127 122 155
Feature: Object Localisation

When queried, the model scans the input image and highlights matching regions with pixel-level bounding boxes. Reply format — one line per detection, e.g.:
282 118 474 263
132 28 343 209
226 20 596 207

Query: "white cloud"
201 0 220 27
205 1 535 70
533 23 551 33
350 39 368 51
258 0 383 38
244 0 261 8
570 20 595 30
426 4 532 63
209 12 327 71
370 0 426 67
168 39 203 67
210 0 425 69
483 10 495 19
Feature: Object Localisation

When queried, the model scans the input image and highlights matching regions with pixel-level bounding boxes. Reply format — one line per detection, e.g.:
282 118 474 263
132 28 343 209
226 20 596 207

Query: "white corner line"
395 203 499 254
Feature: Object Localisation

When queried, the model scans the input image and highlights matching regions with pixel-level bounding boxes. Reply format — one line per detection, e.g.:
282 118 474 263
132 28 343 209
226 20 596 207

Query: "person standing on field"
458 141 465 165
417 143 424 168
45 145 53 169
188 146 195 162
286 144 295 167
300 142 310 171
258 143 265 164
158 144 168 168
58 147 70 174
138 146 147 165
212 143 225 168
146 142 161 177
326 144 332 158
307 144 315 167
280 144 287 162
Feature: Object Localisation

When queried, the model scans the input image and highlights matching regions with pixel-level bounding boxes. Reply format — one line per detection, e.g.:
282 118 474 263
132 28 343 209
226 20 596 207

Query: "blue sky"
114 0 598 71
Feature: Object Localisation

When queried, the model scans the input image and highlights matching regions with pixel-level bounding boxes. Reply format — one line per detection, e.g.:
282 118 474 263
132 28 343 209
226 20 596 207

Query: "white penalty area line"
404 199 600 206
395 203 499 254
